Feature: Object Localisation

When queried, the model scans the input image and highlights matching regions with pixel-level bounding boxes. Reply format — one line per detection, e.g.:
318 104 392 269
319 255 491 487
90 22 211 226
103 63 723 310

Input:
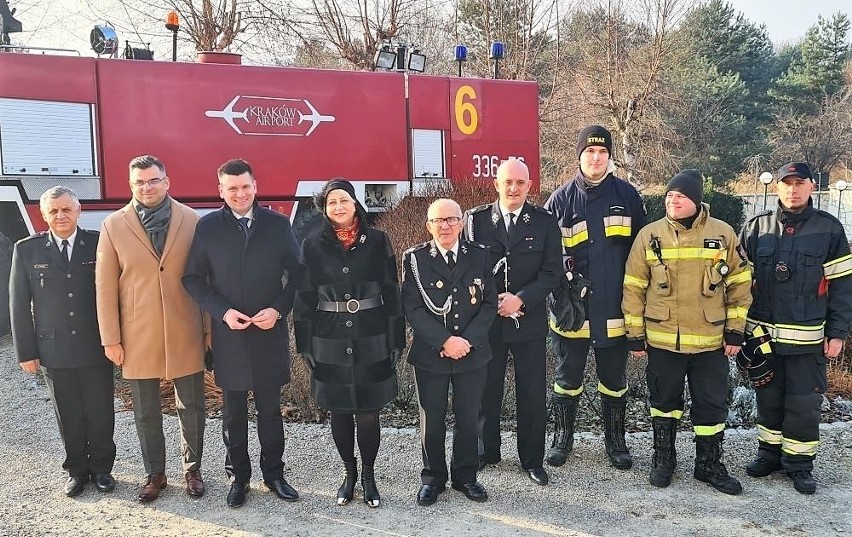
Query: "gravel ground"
1 333 851 537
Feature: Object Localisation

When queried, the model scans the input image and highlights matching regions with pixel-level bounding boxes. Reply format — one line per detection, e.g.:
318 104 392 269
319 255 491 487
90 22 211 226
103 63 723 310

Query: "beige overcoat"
96 199 205 380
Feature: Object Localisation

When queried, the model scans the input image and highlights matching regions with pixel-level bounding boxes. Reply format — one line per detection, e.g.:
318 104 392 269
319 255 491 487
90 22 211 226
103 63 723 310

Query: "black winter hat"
576 125 613 159
776 161 814 182
666 169 704 208
315 177 368 225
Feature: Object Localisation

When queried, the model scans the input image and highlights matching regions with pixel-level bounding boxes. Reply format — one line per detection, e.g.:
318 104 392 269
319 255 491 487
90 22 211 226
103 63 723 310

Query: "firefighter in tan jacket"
622 170 752 495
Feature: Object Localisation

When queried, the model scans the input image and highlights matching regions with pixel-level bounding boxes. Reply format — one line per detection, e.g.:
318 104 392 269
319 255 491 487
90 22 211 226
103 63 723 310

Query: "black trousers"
755 351 826 471
552 335 627 396
222 384 286 483
646 347 728 431
415 365 487 486
480 336 546 469
42 363 116 478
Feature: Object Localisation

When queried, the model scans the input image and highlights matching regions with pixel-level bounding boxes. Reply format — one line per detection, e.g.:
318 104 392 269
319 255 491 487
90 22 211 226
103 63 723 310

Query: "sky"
3 1 851 59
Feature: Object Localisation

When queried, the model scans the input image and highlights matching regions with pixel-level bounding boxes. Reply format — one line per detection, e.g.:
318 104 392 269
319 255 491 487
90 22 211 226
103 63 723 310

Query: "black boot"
602 395 633 470
787 469 816 495
693 432 743 495
546 395 578 467
336 458 358 506
361 464 381 508
649 417 677 488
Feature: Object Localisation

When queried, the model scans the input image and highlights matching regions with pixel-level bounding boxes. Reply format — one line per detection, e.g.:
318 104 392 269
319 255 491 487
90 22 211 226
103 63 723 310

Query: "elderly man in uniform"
97 155 208 502
739 162 852 494
183 158 303 508
402 198 497 506
463 159 561 486
10 186 116 497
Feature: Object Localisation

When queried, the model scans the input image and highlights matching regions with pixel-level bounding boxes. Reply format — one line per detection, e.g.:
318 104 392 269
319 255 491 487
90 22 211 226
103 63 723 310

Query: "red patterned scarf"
334 216 360 249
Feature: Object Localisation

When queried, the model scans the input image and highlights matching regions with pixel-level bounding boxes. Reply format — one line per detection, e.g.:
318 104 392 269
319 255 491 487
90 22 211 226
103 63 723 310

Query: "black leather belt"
317 297 384 313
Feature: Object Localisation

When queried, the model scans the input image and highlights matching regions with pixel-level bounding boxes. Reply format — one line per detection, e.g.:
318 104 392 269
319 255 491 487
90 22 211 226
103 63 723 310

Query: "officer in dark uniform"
402 198 497 507
463 158 561 486
9 186 116 497
739 162 852 495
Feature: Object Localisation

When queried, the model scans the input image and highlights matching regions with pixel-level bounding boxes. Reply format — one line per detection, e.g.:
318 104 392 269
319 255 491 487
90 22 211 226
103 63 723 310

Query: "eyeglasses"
130 177 167 188
428 216 461 227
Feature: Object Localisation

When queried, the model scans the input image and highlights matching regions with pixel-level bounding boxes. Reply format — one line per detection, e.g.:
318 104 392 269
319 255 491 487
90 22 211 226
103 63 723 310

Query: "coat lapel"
491 202 509 249
120 202 158 259
453 241 474 282
506 203 530 250
429 240 453 282
41 234 66 268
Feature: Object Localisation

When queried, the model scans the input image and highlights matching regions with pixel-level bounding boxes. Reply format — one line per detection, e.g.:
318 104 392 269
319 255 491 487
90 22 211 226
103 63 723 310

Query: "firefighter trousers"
551 335 627 398
755 351 826 471
646 347 728 434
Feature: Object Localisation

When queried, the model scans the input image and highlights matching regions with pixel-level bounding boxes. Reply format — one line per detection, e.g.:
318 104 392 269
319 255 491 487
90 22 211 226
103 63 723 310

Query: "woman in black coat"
294 179 404 508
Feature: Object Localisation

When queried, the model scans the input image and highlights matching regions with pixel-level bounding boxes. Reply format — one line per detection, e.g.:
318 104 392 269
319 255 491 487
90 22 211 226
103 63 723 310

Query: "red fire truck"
0 52 539 241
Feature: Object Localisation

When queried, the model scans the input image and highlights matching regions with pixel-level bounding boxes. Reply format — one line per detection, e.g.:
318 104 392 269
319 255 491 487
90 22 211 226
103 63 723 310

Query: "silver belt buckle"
345 299 360 313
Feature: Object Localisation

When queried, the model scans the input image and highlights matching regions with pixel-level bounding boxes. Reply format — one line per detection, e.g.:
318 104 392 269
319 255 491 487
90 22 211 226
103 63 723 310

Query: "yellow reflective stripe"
624 314 644 328
782 437 819 456
824 254 852 279
726 306 748 321
607 318 626 337
693 423 725 436
598 381 627 398
650 408 683 419
644 247 718 262
725 271 752 285
553 382 583 396
747 319 825 346
550 317 590 338
604 225 632 237
757 425 782 445
624 274 649 289
646 330 722 348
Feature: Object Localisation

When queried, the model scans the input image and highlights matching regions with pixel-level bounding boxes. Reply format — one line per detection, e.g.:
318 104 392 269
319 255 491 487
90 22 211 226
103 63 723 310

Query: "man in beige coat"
96 155 208 502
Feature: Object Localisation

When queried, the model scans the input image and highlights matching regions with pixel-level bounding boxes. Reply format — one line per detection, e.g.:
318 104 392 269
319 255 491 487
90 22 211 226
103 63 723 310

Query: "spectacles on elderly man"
130 177 167 188
428 216 462 227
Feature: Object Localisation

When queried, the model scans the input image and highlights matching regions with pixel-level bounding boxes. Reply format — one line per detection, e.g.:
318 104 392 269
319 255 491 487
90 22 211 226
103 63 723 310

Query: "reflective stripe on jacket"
622 204 752 353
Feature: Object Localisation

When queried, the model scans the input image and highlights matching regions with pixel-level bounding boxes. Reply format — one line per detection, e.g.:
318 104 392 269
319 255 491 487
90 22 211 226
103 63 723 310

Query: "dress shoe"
478 455 501 470
451 481 488 502
526 467 549 486
184 470 206 498
137 473 167 503
64 475 87 497
746 456 783 478
227 480 250 508
264 478 299 502
416 483 445 507
788 470 816 495
91 473 115 493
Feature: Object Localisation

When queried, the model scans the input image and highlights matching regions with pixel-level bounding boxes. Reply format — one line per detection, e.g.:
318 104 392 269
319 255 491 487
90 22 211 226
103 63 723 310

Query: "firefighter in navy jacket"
462 158 561 486
402 198 497 507
542 125 646 469
10 187 115 497
739 162 852 495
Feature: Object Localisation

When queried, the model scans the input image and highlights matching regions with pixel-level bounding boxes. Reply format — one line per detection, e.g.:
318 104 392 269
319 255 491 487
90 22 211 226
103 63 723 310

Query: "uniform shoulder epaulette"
462 239 488 250
403 241 429 256
468 203 492 215
527 203 552 216
15 231 48 246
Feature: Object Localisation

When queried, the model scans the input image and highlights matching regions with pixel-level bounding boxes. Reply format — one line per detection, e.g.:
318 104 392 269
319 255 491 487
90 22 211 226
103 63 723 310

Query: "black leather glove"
567 273 590 332
549 275 575 332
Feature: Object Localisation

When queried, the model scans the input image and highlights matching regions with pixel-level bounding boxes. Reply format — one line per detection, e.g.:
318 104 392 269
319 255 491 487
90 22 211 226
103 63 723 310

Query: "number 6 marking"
455 85 479 135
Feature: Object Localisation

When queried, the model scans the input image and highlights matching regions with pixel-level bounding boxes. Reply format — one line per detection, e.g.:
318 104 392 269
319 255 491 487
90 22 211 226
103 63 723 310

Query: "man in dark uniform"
739 162 852 495
544 125 646 469
10 186 115 497
183 158 304 508
402 198 497 506
463 158 561 486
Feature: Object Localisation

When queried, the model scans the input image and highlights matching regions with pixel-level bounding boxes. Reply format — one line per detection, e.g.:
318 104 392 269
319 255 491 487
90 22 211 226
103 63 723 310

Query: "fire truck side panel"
95 61 410 202
408 76 450 130
448 79 540 190
0 54 97 103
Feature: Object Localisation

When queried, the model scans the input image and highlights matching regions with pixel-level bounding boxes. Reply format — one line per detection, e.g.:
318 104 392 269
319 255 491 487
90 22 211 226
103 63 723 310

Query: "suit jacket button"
454 314 459 318
69 311 74 317
342 267 350 273
345 347 353 355
67 274 71 278
71 330 77 335
160 267 165 272
345 320 353 327
453 325 459 330
67 292 73 298
344 293 352 300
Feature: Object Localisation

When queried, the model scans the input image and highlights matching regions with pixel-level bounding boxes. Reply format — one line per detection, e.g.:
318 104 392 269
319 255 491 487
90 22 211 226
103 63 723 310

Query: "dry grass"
828 343 852 398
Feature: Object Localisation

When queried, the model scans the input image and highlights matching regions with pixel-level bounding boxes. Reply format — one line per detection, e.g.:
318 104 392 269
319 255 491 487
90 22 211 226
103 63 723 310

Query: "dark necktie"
446 251 456 271
507 212 517 238
239 217 250 237
60 239 70 265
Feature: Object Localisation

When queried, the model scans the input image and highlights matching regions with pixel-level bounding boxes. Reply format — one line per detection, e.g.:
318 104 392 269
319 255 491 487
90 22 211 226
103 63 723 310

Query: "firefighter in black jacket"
739 162 852 495
463 159 562 486
402 198 497 507
543 125 646 469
